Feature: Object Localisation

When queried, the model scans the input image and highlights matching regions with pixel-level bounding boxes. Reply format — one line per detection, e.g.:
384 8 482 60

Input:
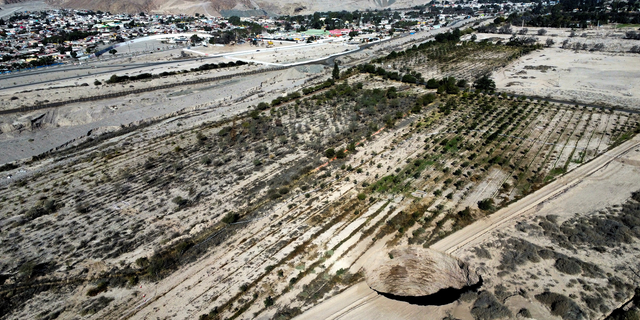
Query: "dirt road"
294 135 640 320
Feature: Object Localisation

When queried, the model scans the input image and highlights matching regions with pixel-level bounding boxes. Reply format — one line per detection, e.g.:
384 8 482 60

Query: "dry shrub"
498 238 541 271
517 308 532 318
535 292 585 320
79 296 114 315
554 257 582 275
460 291 478 303
473 246 492 259
470 291 512 320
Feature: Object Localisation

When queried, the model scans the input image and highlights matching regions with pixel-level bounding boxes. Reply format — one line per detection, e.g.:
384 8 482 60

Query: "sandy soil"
297 135 640 320
494 47 640 109
226 42 358 65
0 1 55 18
0 65 321 164
5 21 640 320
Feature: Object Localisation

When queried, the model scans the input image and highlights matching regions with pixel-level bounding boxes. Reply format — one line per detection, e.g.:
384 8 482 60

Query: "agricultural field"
1 60 638 319
370 39 527 83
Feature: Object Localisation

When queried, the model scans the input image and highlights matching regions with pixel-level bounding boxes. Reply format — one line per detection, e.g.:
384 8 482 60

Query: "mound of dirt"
364 246 480 297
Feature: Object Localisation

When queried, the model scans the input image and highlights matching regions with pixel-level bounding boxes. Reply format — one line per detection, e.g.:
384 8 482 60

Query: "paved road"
294 136 640 320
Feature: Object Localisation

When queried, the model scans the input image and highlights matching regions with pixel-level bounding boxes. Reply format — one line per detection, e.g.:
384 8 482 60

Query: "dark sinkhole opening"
375 275 484 306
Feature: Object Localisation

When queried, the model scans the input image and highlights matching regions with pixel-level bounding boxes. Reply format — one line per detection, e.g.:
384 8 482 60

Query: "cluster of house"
0 1 531 72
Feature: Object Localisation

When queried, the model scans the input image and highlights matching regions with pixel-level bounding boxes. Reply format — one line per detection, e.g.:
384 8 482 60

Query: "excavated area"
364 246 481 305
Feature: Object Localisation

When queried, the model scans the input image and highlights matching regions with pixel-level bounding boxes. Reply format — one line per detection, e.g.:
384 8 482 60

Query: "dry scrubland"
1 65 638 319
1 25 640 320
495 48 640 109
478 26 640 109
0 64 325 164
0 58 257 111
452 163 640 320
0 19 479 165
300 136 640 320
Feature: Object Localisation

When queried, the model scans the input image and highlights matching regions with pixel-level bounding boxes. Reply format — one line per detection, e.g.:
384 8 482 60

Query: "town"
0 2 535 72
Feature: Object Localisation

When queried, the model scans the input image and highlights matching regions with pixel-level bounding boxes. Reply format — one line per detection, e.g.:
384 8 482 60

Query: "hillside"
41 0 427 16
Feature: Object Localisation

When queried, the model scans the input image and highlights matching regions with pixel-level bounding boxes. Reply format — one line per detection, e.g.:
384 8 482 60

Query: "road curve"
294 135 640 320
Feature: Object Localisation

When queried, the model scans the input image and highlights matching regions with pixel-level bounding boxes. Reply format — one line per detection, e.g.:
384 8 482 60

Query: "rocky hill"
41 0 427 16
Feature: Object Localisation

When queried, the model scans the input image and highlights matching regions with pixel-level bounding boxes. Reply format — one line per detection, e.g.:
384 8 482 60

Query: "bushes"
474 75 496 92
302 79 334 95
325 148 335 158
271 91 303 107
535 292 585 320
470 291 512 320
417 93 436 106
106 73 152 84
80 296 114 315
200 156 212 166
222 212 239 224
86 281 108 296
625 31 640 40
478 198 494 211
75 201 90 214
426 78 440 89
106 61 247 84
460 291 478 302
426 77 460 94
454 207 474 225
554 257 582 275
473 246 492 259
172 196 188 207
24 199 63 221
195 60 246 72
264 295 274 307
498 238 541 271
0 162 18 173
517 308 532 318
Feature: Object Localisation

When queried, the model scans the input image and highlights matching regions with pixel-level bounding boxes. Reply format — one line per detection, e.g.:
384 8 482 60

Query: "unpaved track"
294 135 640 320
432 136 640 255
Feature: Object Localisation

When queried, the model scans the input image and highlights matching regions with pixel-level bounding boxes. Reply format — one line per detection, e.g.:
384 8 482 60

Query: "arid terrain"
13 0 438 16
299 134 640 319
1 22 640 320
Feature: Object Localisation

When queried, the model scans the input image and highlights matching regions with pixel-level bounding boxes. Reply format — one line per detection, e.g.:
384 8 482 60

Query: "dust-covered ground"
2 22 640 320
494 48 640 109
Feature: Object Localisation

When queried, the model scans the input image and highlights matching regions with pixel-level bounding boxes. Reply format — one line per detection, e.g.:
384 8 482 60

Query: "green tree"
264 296 274 307
336 149 346 159
332 61 340 80
325 148 335 158
426 78 439 89
228 16 241 25
478 198 494 211
474 74 496 92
